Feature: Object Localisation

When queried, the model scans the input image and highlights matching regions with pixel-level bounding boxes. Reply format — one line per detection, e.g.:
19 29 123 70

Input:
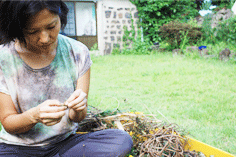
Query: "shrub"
215 15 236 45
212 0 235 10
159 20 202 50
129 0 199 43
200 14 218 45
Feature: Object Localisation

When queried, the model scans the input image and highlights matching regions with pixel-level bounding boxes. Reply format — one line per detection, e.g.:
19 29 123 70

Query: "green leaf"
157 12 161 16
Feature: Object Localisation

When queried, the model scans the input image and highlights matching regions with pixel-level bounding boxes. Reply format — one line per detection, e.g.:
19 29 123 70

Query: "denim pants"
0 129 133 157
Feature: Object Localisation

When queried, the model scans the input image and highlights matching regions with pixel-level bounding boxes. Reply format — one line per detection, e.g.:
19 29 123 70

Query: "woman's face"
23 9 61 51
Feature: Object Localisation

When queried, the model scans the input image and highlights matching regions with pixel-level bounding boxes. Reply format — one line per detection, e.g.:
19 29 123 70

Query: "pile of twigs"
77 107 202 157
140 124 187 156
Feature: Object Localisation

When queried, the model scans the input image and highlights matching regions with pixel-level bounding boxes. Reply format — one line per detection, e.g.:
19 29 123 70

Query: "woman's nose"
39 31 50 44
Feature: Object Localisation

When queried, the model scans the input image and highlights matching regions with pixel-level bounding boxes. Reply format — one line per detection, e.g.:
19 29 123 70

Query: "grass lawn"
89 53 236 155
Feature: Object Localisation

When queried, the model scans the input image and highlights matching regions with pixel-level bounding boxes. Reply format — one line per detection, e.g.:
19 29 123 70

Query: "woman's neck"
14 40 57 69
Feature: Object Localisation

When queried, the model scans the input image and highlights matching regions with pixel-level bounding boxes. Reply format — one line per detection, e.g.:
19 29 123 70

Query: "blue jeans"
0 129 133 157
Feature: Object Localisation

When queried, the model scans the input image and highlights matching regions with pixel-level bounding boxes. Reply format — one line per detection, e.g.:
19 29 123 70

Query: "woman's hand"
28 100 67 126
64 89 87 112
66 69 90 122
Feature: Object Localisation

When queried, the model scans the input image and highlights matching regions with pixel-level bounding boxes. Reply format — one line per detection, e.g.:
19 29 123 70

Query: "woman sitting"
0 1 133 156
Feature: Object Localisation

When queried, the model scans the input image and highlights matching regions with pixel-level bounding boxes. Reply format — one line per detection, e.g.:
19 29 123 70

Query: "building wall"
97 0 139 55
62 0 139 54
62 1 97 50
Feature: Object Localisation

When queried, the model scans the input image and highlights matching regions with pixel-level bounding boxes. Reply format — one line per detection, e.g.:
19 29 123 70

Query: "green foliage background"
124 0 236 58
215 15 236 45
129 0 199 43
159 20 202 50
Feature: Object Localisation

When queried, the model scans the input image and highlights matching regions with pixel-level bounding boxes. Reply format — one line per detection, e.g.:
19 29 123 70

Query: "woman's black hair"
0 0 69 45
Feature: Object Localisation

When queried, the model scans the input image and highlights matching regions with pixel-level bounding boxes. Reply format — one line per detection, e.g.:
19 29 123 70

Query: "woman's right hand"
28 100 67 126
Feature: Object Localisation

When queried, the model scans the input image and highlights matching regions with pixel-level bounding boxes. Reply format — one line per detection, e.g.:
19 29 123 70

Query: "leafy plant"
200 0 212 10
186 17 201 28
159 20 202 50
200 14 217 45
212 0 235 10
215 15 236 45
130 0 199 43
121 28 153 55
90 43 99 51
180 31 189 50
112 17 153 55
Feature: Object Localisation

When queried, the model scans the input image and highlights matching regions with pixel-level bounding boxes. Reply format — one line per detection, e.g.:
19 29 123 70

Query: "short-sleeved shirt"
0 34 92 146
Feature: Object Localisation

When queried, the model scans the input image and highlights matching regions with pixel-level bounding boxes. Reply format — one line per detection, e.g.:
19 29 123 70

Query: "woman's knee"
92 129 132 144
102 129 133 156
113 129 133 145
87 129 133 156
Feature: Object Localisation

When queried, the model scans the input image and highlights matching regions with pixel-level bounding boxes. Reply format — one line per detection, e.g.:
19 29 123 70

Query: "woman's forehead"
26 9 59 30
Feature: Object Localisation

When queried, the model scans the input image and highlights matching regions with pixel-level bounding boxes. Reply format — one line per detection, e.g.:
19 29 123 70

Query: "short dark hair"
0 0 68 45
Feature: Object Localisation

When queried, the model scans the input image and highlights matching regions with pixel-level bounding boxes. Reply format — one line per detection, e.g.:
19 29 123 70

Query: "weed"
90 43 99 51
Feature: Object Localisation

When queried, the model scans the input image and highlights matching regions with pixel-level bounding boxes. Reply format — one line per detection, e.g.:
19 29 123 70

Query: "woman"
0 1 133 156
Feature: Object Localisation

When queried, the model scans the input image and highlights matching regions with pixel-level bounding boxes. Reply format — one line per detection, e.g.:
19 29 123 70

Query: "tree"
130 0 199 43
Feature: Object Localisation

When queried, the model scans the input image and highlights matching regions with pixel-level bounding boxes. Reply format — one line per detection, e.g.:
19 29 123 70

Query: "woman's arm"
0 93 66 134
0 93 37 134
67 68 90 122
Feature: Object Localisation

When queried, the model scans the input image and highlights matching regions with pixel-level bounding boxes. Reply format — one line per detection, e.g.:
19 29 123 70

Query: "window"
61 2 96 37
75 2 96 36
62 2 76 36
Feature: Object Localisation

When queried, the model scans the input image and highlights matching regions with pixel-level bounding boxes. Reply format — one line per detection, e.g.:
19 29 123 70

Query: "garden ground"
89 53 236 155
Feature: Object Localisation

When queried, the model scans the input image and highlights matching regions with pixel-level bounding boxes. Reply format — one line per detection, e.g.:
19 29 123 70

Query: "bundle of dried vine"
139 124 186 157
76 107 203 157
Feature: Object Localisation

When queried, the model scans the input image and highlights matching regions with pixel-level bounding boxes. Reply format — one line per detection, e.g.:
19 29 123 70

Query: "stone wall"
211 8 233 28
196 8 234 28
97 1 139 55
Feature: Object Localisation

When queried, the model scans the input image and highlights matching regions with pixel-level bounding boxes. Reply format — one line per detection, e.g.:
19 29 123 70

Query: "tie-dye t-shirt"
0 34 92 146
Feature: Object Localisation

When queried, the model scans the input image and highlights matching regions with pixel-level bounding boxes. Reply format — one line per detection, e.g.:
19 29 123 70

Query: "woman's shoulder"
0 43 12 51
0 42 15 58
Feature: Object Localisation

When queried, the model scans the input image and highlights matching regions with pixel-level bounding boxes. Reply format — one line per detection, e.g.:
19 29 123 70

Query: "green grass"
89 53 236 155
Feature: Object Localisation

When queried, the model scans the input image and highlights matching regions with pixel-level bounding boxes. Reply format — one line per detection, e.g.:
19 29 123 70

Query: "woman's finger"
39 106 67 113
74 104 87 112
41 118 61 124
44 119 62 126
39 111 66 119
72 99 87 111
67 92 87 108
65 89 83 104
45 100 61 106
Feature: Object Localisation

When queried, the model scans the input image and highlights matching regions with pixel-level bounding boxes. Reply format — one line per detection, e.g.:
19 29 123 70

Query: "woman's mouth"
42 44 51 46
41 43 52 48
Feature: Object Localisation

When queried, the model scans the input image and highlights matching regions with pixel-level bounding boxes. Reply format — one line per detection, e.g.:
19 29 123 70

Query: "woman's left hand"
64 89 87 112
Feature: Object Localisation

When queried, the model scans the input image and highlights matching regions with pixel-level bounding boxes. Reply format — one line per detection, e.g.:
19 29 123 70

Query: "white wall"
97 0 138 55
75 3 96 36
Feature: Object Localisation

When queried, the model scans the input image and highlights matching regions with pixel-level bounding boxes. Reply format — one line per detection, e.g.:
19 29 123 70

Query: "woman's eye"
27 31 37 34
48 26 55 30
26 25 55 34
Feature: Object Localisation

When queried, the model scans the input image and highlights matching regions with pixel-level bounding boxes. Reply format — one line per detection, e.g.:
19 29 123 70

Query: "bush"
215 15 236 45
130 0 199 43
199 14 218 45
212 0 235 10
159 20 202 50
